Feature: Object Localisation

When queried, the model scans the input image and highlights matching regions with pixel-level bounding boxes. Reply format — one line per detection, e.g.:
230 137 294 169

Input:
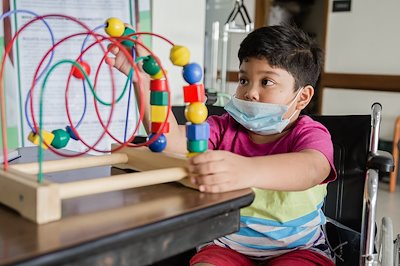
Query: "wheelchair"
153 103 399 266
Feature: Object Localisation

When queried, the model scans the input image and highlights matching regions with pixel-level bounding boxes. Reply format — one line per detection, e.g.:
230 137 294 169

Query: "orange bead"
185 102 208 124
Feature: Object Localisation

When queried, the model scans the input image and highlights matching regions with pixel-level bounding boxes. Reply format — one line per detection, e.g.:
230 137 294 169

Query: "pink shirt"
207 113 336 183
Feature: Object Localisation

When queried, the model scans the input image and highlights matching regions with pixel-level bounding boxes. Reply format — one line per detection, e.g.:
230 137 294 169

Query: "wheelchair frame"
360 103 397 266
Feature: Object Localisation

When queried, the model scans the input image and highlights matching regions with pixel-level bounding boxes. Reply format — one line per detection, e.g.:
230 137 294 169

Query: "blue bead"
66 125 79 140
182 63 203 84
186 123 210 141
148 133 167 152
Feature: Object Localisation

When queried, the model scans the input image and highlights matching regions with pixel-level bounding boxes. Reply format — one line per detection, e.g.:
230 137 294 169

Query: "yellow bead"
151 105 169 123
170 45 190 66
151 69 166 80
186 152 199 158
185 102 208 124
28 130 55 149
105 17 125 37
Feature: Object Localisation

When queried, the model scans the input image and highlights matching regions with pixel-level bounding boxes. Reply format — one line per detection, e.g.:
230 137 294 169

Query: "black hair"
238 25 323 90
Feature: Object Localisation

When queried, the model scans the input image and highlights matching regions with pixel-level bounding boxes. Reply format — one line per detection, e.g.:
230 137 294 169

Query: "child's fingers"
188 160 226 176
189 151 224 165
104 57 115 66
192 173 230 186
107 43 119 55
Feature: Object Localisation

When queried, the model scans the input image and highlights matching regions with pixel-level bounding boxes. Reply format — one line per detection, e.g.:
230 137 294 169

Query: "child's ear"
296 85 314 110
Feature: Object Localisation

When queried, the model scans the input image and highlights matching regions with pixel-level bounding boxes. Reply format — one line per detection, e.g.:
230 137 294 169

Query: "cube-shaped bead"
150 91 169 106
27 130 55 149
186 123 210 141
187 139 208 153
183 84 205 103
151 122 170 133
150 79 167 91
151 105 169 123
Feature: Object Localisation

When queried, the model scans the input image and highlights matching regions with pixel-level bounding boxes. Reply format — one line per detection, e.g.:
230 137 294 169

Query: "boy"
107 25 336 266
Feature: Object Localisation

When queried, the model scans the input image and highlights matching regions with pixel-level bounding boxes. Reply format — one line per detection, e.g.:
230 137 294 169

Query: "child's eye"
261 79 274 86
239 78 248 85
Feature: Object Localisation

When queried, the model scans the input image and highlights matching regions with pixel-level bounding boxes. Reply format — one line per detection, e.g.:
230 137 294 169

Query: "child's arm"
188 149 331 193
106 44 187 154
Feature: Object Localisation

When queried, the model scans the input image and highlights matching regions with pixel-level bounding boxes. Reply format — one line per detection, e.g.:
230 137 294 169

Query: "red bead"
150 79 168 92
183 84 205 103
151 122 170 133
72 61 91 80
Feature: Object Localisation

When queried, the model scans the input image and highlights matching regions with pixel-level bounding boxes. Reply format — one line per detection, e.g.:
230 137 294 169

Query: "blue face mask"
224 90 302 135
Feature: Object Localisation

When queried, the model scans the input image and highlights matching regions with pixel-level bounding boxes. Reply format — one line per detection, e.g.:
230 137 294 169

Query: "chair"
153 104 395 266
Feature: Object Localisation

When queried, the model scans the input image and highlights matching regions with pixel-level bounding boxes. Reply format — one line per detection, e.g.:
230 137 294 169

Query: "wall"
203 0 255 95
151 0 206 104
322 0 400 140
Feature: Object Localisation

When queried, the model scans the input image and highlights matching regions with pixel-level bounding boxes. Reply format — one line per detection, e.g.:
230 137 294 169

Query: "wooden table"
0 147 254 266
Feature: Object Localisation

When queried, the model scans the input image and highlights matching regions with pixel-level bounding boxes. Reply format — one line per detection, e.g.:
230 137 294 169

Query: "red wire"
1 13 177 162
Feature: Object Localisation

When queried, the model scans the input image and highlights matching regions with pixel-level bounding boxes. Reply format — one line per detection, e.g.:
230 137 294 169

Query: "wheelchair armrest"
367 150 394 173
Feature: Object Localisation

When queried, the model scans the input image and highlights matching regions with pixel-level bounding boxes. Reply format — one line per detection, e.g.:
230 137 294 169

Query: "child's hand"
105 28 149 83
105 44 134 77
188 150 255 193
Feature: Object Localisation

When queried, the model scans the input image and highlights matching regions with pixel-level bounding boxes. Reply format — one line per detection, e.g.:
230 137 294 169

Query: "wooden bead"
185 102 208 124
27 130 55 149
51 129 70 149
170 45 190 66
66 126 79 140
182 63 203 84
151 70 165 80
148 133 167 152
151 122 170 134
105 17 125 37
122 27 137 48
143 56 160 75
151 105 169 123
150 79 168 92
183 84 205 103
187 140 208 153
72 60 91 80
150 91 169 106
186 123 210 141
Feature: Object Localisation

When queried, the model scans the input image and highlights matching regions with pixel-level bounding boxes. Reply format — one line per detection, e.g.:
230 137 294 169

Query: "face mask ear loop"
285 87 304 120
287 87 304 108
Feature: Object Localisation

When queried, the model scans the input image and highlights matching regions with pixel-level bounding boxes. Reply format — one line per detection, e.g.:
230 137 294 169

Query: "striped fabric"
213 184 329 259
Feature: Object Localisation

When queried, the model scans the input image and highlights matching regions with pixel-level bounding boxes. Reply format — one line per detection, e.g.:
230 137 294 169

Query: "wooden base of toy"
0 146 195 224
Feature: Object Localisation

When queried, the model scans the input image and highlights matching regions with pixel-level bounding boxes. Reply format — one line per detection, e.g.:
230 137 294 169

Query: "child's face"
235 57 300 119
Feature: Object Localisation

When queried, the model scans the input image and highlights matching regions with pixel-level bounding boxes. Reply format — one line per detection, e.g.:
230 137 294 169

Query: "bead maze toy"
0 12 209 224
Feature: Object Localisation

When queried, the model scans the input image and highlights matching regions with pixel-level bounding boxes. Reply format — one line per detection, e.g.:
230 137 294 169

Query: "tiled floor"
376 181 400 239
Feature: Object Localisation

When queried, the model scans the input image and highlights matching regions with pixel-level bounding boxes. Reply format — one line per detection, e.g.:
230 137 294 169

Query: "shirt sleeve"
291 118 337 184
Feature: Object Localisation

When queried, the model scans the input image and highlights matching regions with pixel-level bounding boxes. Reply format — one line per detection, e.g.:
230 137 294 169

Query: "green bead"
51 129 70 149
142 56 160 75
187 140 208 153
122 27 137 48
150 91 169 106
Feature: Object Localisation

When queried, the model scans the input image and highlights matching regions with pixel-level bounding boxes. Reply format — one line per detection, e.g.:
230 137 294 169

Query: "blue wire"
123 48 136 142
73 23 106 129
2 10 57 133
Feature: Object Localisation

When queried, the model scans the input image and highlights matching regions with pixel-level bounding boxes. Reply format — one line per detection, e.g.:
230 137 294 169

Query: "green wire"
37 59 135 183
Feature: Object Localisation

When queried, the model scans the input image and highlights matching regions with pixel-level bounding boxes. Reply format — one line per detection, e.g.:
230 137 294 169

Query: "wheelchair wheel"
379 217 394 266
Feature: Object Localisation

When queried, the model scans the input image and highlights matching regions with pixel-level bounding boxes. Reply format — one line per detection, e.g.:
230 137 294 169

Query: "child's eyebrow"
239 70 280 77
